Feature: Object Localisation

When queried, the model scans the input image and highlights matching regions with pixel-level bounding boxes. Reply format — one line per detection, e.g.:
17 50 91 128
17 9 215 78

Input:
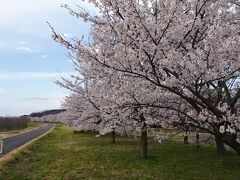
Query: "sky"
0 0 95 116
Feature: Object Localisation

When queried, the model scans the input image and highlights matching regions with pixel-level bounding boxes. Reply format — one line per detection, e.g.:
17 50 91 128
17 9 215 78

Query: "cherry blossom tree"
31 112 67 124
52 0 240 155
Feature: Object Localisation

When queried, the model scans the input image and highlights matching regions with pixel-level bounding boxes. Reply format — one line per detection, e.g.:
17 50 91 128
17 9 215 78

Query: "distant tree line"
31 112 66 124
0 117 29 131
30 109 66 118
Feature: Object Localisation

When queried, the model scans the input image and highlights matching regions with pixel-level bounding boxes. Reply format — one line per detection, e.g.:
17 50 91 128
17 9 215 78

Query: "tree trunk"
183 131 189 144
184 135 189 144
222 134 240 155
111 130 116 144
196 131 200 149
140 130 147 159
183 126 189 144
215 135 226 155
226 141 240 155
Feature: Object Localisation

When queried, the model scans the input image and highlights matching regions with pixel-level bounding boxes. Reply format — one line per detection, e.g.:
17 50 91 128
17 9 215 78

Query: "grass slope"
0 125 239 179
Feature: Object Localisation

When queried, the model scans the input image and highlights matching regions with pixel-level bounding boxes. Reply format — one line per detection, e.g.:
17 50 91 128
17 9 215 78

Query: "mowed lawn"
0 125 240 179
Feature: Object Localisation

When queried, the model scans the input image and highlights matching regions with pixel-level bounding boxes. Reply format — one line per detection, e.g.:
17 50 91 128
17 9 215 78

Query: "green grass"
0 122 46 139
28 122 46 128
0 125 240 180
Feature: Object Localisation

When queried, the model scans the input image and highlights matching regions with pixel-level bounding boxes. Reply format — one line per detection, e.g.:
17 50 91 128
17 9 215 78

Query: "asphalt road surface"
0 124 54 156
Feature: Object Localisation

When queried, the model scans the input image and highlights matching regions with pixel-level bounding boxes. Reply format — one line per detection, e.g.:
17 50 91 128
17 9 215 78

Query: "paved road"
0 124 54 156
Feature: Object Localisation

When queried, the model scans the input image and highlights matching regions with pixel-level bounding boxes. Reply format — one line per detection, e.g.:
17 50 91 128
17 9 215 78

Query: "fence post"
0 140 4 154
196 131 200 149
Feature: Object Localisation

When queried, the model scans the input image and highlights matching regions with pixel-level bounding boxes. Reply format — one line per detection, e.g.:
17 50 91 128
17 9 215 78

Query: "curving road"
0 124 54 156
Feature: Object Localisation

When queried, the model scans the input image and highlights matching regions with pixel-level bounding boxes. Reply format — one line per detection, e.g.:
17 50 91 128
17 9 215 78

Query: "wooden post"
215 134 226 155
0 140 4 154
183 125 190 144
111 130 116 144
196 131 200 149
140 130 147 159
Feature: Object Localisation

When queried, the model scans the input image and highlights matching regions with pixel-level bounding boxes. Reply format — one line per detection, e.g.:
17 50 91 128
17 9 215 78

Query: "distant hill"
29 109 66 117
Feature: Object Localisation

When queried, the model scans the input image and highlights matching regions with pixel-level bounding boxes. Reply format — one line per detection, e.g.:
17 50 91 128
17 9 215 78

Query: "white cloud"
0 95 63 116
0 89 5 95
0 71 75 80
18 97 50 101
0 0 95 53
17 92 67 102
17 46 38 53
0 40 42 53
16 41 42 53
0 41 15 50
41 54 48 58
20 41 28 45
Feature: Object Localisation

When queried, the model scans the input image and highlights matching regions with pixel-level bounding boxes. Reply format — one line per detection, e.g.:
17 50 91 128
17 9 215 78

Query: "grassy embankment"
0 122 46 139
0 125 239 179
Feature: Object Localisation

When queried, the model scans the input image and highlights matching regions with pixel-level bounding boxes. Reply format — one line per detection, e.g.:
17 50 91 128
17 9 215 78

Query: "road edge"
0 122 48 140
0 124 55 170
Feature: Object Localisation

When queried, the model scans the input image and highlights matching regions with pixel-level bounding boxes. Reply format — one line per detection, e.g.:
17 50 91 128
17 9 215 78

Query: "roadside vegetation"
0 122 46 139
0 125 239 179
0 117 29 132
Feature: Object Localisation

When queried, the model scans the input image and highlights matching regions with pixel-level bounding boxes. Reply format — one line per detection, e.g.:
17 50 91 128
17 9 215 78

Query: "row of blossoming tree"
50 0 240 158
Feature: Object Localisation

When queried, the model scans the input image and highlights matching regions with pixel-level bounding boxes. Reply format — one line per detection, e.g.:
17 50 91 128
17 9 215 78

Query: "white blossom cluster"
31 112 67 124
153 135 171 144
